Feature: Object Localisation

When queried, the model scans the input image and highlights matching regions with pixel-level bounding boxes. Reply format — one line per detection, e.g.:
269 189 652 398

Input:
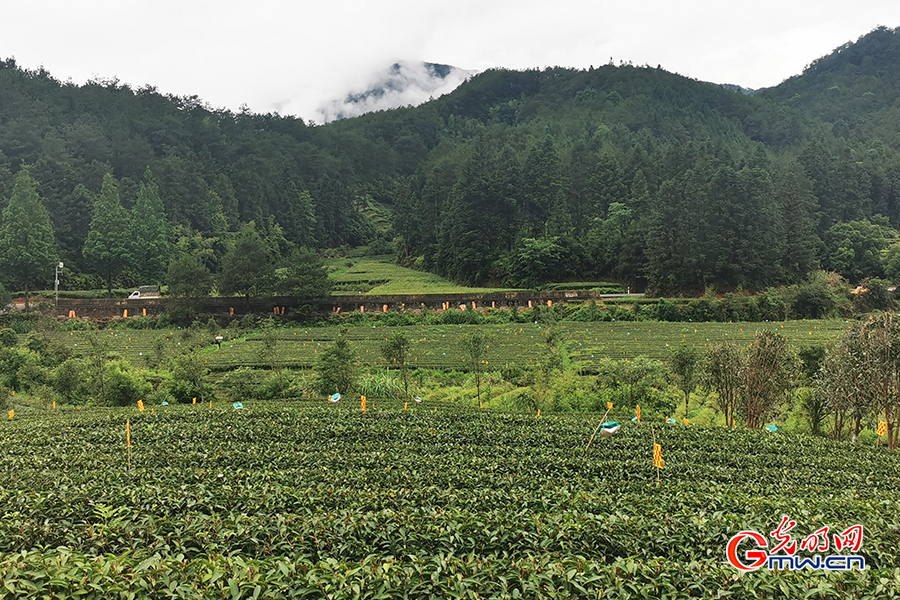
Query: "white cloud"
315 61 476 123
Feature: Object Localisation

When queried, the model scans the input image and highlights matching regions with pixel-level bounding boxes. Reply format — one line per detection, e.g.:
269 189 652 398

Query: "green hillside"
3 27 900 296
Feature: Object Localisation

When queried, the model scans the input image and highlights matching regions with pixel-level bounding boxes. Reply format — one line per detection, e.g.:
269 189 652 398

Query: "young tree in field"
670 342 701 415
83 173 134 297
382 331 411 404
837 313 900 448
0 168 57 309
797 343 828 435
256 318 284 398
169 350 213 404
703 342 745 428
863 313 900 450
317 335 356 397
531 326 565 412
743 331 796 429
83 330 113 404
815 343 859 441
218 221 274 304
460 331 489 405
131 169 173 285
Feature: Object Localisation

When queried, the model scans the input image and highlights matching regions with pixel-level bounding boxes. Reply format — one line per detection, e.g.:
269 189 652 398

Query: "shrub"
0 328 18 348
103 360 152 407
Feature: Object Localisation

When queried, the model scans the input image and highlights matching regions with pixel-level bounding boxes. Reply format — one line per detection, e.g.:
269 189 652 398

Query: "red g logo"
726 531 769 571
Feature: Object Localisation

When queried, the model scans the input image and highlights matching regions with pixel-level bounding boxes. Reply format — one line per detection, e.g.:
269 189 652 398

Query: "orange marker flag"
607 402 613 410
878 421 887 437
653 443 663 470
126 419 131 447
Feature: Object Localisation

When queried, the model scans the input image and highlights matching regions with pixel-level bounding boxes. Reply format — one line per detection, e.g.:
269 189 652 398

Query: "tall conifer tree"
0 167 57 309
83 173 134 296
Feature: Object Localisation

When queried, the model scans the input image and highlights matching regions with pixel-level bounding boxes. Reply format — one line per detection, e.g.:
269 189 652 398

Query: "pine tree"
131 169 173 285
0 168 58 309
83 173 134 296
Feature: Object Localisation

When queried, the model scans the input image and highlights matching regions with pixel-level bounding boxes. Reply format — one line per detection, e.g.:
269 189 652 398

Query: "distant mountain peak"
318 60 476 122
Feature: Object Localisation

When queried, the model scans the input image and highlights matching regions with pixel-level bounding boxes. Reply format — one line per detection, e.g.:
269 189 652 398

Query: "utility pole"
55 261 63 306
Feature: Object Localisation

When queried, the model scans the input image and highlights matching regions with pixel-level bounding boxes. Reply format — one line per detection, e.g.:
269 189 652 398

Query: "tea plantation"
48 319 849 371
2 402 900 598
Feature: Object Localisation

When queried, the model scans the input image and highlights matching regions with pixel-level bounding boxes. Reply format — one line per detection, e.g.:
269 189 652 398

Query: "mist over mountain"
317 61 476 122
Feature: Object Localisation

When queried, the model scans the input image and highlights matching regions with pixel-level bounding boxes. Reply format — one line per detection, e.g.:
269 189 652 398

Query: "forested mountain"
2 26 900 294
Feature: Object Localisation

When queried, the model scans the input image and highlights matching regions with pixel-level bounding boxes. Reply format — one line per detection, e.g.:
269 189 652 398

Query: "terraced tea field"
46 320 849 371
327 256 517 295
1 402 897 598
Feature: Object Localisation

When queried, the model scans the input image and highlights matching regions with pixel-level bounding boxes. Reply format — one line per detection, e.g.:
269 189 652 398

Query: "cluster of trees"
0 168 330 308
0 319 213 409
813 312 900 449
4 27 900 293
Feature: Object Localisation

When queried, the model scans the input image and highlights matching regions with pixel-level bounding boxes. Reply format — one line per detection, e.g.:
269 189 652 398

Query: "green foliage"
218 221 274 300
743 331 797 429
50 358 88 404
824 218 896 281
103 359 152 406
0 327 17 348
315 335 356 396
381 331 412 402
274 247 331 314
83 173 134 296
0 167 57 307
792 271 840 318
2 399 900 597
131 169 173 285
670 342 701 413
168 350 212 404
459 330 488 402
165 249 214 299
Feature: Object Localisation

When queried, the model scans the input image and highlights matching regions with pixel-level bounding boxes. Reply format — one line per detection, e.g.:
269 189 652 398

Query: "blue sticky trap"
600 422 619 428
329 393 341 403
161 401 168 406
667 418 676 424
233 402 243 410
631 416 638 422
766 425 778 432
414 396 423 403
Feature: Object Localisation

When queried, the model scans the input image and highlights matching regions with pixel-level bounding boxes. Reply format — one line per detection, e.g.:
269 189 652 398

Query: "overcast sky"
3 1 899 123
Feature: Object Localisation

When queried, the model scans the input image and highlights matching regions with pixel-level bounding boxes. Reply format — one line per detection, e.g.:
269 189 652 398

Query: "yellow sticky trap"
126 420 131 447
192 397 196 405
7 410 13 420
404 402 408 410
537 409 541 417
361 396 367 412
607 402 613 410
